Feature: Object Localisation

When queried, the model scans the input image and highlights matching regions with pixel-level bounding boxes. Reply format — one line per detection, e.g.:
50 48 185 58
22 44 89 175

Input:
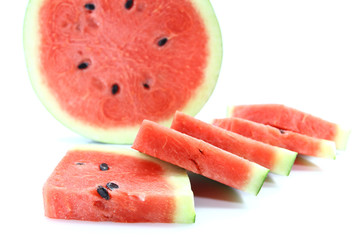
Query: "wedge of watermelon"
43 145 195 223
171 111 297 176
24 0 222 144
213 118 336 159
229 104 350 150
132 120 269 196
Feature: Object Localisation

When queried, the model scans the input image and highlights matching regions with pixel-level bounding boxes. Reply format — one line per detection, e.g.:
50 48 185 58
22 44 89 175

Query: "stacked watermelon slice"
132 104 350 196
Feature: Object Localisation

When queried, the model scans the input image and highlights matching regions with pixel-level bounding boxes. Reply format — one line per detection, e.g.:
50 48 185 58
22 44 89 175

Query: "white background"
1 0 360 239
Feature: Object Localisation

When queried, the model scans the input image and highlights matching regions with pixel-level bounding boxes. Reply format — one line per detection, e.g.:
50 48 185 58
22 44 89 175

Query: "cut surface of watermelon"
213 118 336 159
43 145 195 223
132 120 269 196
24 0 222 144
171 112 297 176
229 104 350 150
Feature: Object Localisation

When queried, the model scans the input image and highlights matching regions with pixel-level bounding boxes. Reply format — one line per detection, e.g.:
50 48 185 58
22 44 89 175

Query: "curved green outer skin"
23 0 223 144
69 145 196 223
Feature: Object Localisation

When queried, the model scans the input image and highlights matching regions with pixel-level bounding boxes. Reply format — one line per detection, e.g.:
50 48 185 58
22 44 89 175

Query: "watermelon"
43 145 195 223
213 118 336 159
171 111 297 176
229 104 350 150
23 0 222 144
132 120 269 195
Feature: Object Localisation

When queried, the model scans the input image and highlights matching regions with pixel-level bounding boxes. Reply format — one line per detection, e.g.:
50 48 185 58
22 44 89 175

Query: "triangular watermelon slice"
132 120 269 196
229 104 350 150
171 111 297 176
24 0 222 144
43 145 195 223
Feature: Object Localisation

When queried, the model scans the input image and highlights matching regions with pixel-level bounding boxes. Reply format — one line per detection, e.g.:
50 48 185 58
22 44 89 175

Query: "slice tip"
244 164 270 196
273 149 298 176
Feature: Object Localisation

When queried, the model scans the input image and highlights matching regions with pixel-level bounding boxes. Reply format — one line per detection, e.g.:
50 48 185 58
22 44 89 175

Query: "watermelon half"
43 145 195 223
24 0 222 144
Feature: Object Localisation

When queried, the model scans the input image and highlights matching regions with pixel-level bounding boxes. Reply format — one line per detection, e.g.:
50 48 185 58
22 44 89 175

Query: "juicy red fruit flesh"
43 150 176 222
39 0 208 128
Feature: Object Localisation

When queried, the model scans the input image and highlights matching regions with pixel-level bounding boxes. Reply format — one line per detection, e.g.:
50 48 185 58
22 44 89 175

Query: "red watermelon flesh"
213 118 336 159
24 0 222 144
43 145 195 223
171 111 297 176
230 104 350 150
132 120 269 196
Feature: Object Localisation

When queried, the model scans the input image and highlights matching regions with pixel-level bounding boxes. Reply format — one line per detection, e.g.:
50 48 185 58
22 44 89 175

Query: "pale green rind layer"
272 148 298 176
71 145 195 223
227 106 235 117
243 163 269 196
23 0 222 144
334 125 351 151
317 140 337 160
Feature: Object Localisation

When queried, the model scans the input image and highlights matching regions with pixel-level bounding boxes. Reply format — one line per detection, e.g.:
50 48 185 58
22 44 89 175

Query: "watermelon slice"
132 120 269 195
23 0 222 144
229 104 350 150
213 118 336 159
170 111 297 176
43 145 195 223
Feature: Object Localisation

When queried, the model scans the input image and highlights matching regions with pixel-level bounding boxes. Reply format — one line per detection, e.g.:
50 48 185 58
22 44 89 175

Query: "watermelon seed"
75 162 85 165
84 3 95 11
125 0 134 10
143 83 150 89
106 182 119 191
111 84 120 95
199 149 204 154
97 186 110 200
279 129 286 134
99 163 109 171
77 62 89 70
158 38 168 47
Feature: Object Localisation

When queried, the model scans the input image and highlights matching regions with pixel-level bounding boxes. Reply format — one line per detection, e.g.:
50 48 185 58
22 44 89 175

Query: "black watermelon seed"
106 182 119 191
97 186 110 200
111 84 120 95
75 162 85 165
84 3 95 10
143 83 150 89
279 129 286 134
77 62 89 70
99 163 109 171
158 38 168 47
125 0 134 9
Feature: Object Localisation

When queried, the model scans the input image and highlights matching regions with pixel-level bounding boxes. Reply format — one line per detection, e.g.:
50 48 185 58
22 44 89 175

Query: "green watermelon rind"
23 0 222 144
317 140 337 160
272 148 298 176
69 145 196 223
334 126 351 151
243 163 269 196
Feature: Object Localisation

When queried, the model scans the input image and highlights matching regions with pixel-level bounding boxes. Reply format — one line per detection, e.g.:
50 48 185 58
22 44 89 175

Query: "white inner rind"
243 163 269 196
334 125 351 151
317 140 337 159
272 148 298 176
70 145 196 223
23 0 222 144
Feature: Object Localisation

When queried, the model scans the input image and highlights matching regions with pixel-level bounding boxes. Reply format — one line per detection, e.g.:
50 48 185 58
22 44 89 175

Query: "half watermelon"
43 145 195 223
24 0 222 144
